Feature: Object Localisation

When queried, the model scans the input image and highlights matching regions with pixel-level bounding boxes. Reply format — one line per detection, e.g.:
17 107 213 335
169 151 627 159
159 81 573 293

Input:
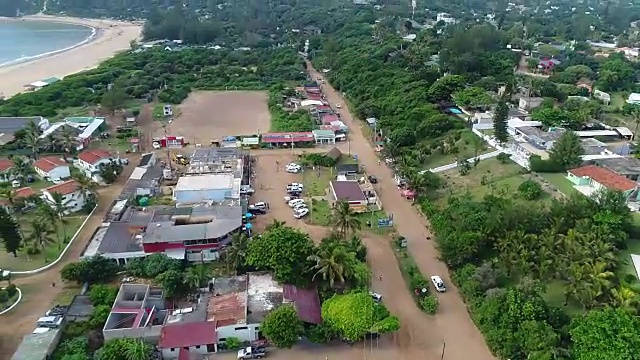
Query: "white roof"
129 167 147 180
30 81 48 87
174 174 234 191
507 118 542 128
575 130 618 137
629 93 640 102
300 100 323 107
616 127 634 137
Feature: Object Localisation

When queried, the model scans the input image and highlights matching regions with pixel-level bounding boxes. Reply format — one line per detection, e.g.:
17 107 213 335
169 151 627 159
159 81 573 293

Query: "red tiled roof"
569 165 638 191
33 156 67 173
159 321 217 349
321 114 339 124
15 187 34 198
44 180 80 196
77 149 111 165
283 285 322 324
0 159 13 172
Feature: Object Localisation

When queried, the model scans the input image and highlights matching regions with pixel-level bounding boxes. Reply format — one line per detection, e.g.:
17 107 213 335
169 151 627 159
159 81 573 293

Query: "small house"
159 321 217 359
0 159 13 182
567 165 640 202
330 180 368 211
41 180 85 214
312 129 336 145
518 97 544 112
33 156 69 181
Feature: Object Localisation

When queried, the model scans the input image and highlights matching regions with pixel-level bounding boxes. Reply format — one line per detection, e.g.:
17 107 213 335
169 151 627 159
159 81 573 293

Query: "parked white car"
293 207 309 219
249 202 269 210
369 291 382 302
286 163 302 173
430 275 446 292
288 199 306 208
240 185 255 195
292 202 308 211
287 183 304 190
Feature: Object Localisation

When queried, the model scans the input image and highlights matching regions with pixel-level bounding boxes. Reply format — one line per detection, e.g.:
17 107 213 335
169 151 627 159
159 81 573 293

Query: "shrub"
5 284 17 298
517 179 544 200
225 337 242 350
496 152 512 164
420 295 439 314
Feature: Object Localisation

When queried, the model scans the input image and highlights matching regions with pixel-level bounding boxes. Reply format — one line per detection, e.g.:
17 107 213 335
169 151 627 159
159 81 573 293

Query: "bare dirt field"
149 91 271 146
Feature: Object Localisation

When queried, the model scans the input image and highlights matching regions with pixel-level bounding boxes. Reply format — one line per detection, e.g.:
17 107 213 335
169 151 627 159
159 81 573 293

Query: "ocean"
0 20 95 67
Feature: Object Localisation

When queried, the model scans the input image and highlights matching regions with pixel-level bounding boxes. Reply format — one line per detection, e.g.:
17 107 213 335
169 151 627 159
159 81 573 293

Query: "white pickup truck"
237 346 266 359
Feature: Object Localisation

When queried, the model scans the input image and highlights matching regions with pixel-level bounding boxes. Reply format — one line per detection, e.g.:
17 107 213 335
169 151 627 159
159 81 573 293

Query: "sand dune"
0 14 142 99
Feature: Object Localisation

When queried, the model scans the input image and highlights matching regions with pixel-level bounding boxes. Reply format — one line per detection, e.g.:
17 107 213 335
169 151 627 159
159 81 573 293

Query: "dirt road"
307 61 495 360
0 158 140 359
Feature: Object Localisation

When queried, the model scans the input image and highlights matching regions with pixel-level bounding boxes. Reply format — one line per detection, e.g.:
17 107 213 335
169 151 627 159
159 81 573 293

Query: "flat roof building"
173 174 240 204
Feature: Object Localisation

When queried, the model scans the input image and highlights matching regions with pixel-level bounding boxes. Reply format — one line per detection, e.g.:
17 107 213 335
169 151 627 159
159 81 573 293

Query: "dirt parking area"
149 91 271 146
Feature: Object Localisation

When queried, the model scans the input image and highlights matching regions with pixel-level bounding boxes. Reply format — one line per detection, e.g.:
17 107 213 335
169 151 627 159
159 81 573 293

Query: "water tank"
138 197 150 206
163 169 172 179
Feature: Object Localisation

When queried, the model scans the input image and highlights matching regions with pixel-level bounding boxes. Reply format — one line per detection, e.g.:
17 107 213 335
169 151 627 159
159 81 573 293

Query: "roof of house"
77 149 112 165
142 206 243 243
138 153 154 167
159 321 217 349
283 285 322 324
569 165 638 191
15 187 34 198
321 114 339 124
174 174 234 191
261 132 314 143
593 157 640 175
325 147 342 161
337 163 360 173
0 117 44 145
0 159 13 172
43 180 80 196
330 181 366 201
33 156 67 173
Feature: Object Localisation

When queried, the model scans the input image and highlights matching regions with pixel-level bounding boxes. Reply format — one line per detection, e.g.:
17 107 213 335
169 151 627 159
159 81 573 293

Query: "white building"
41 180 86 214
173 174 239 204
436 12 457 25
159 321 217 359
33 156 70 180
75 149 114 182
627 93 640 105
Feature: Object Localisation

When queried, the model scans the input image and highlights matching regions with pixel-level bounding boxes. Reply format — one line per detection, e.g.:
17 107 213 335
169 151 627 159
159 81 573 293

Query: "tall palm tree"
332 201 361 240
28 220 56 262
611 286 640 314
0 188 17 210
50 192 72 246
265 219 286 231
72 172 98 198
56 126 78 155
23 131 41 160
223 233 249 274
631 106 640 141
123 339 151 360
307 246 353 287
184 265 210 290
10 157 32 180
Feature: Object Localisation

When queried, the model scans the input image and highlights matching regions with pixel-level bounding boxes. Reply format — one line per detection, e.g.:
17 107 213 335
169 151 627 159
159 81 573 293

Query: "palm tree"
631 106 640 141
28 220 56 262
0 188 17 210
265 219 286 231
123 339 150 360
223 233 249 274
307 246 353 287
56 126 78 155
332 201 361 239
184 265 210 291
611 286 640 314
50 192 72 246
10 157 32 180
23 131 41 160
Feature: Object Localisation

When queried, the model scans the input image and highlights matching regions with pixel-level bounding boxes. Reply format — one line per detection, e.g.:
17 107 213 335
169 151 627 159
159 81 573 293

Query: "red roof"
15 187 34 198
0 159 13 172
33 156 67 172
283 285 322 324
321 114 339 124
569 165 638 191
159 321 217 349
261 132 314 143
77 149 111 165
44 180 80 196
306 93 323 101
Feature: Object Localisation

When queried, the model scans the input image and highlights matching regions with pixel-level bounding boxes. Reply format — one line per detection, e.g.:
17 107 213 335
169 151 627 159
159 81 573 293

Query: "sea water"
0 20 94 68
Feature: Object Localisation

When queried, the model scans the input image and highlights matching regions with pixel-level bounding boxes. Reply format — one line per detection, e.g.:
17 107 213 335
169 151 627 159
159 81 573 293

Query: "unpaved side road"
307 61 495 360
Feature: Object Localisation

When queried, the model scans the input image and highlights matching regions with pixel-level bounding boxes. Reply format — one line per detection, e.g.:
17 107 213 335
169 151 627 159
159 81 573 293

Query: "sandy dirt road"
306 61 495 360
0 157 140 359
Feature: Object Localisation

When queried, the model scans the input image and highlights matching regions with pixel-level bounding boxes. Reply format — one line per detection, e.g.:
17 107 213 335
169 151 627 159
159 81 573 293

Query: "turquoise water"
0 20 94 67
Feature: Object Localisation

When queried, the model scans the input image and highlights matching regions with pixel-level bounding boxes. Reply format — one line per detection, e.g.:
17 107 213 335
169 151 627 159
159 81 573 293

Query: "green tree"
184 264 210 290
427 75 465 102
95 338 152 360
307 245 353 287
61 256 120 284
0 207 22 257
332 201 361 239
420 295 439 314
0 289 8 306
10 156 32 180
50 192 72 245
246 226 315 286
517 179 543 200
89 305 111 329
155 269 186 298
123 339 152 360
89 284 118 307
322 292 400 341
101 82 128 115
452 87 494 108
28 220 56 261
261 305 303 348
570 307 640 360
223 232 249 274
493 100 509 144
98 160 123 184
548 131 584 170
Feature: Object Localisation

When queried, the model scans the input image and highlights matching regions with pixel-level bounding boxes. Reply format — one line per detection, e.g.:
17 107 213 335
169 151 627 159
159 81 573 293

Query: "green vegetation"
0 48 305 118
391 236 432 313
268 86 315 132
261 305 304 348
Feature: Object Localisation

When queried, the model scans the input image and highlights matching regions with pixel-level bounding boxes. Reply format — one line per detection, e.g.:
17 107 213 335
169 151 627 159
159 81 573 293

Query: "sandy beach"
0 14 141 99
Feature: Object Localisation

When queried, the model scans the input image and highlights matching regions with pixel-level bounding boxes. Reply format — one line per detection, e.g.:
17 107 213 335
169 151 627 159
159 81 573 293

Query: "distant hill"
0 0 41 17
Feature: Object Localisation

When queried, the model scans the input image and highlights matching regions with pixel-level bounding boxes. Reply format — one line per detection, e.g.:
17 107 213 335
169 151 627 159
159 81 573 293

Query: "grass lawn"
52 284 83 306
424 129 495 169
88 137 134 153
309 198 332 226
302 167 334 196
435 159 526 201
0 214 87 271
538 172 578 197
609 91 626 110
51 106 94 122
542 280 584 317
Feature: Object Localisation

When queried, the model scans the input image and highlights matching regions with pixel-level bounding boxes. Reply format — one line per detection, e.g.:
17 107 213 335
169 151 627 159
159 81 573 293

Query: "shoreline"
0 20 98 69
0 14 141 99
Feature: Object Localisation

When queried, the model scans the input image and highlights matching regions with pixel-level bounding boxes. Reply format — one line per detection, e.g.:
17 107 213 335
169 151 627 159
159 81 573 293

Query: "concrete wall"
161 344 216 359
216 323 261 343
566 173 591 186
103 325 162 342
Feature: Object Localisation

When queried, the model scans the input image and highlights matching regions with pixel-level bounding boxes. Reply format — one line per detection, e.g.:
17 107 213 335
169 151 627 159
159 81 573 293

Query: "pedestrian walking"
378 274 383 281
51 281 56 287
377 159 381 165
